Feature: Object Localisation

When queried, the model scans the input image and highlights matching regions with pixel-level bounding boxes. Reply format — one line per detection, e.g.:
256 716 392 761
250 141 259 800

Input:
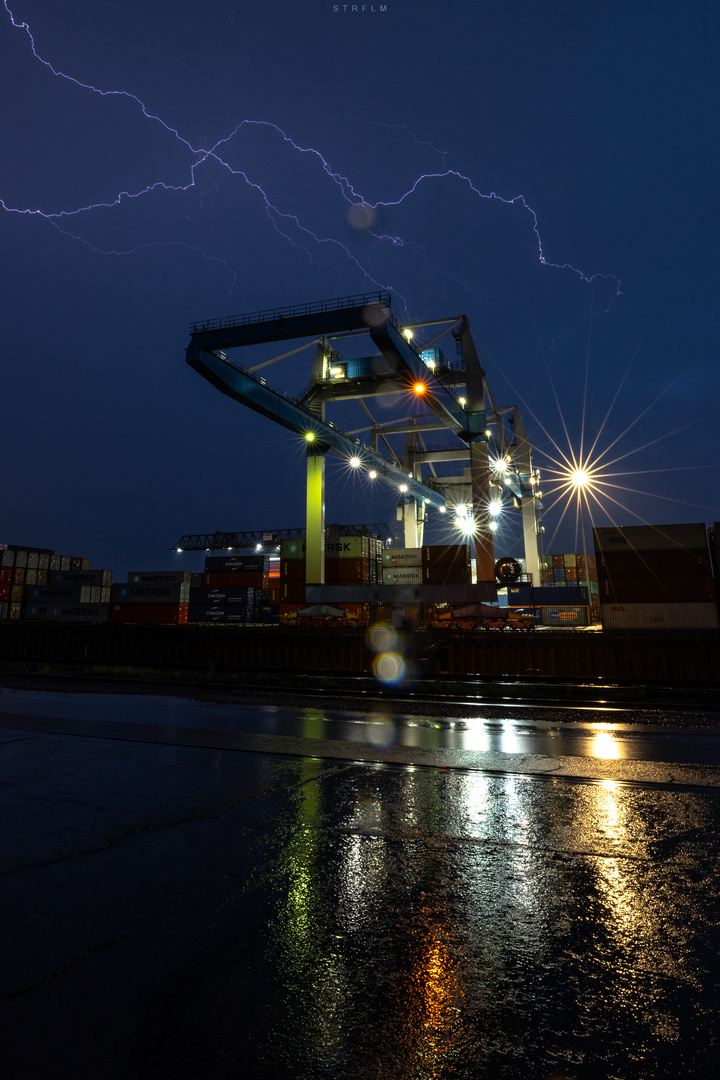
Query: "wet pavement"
3 686 720 1078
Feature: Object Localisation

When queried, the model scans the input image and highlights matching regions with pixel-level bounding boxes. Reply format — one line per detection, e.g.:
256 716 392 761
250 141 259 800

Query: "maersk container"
279 538 372 560
23 603 110 623
204 555 270 573
49 569 112 587
600 602 720 630
111 583 190 604
382 547 422 567
26 585 92 603
127 570 190 585
382 567 423 585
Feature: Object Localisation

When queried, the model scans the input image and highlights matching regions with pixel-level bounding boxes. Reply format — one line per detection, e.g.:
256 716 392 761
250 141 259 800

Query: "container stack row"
1 545 109 622
593 522 720 629
382 544 473 585
279 536 384 603
190 554 279 624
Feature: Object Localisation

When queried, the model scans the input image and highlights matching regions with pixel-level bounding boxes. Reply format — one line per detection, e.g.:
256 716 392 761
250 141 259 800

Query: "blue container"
204 555 270 573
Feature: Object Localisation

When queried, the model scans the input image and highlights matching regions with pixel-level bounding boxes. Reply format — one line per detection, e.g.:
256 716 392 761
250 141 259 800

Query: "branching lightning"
1 0 621 314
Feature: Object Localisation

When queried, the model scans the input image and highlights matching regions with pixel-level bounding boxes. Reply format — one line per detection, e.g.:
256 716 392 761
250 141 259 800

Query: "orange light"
413 382 427 395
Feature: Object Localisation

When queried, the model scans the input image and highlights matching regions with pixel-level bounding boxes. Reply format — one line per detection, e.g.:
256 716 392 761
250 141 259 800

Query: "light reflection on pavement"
2 687 720 1078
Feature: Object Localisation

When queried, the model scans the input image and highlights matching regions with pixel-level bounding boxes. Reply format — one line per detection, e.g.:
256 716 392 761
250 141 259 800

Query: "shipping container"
10 584 24 603
23 603 110 623
0 602 8 619
382 567 423 585
597 548 712 579
280 581 305 603
422 562 472 585
280 558 307 582
205 572 269 589
422 544 472 567
540 606 590 627
279 537 373 560
597 574 716 604
49 569 113 587
187 605 254 624
189 586 256 606
0 585 9 602
600 602 720 631
204 555 270 573
9 602 22 619
13 568 25 585
593 522 709 554
111 583 190 604
109 603 188 625
127 570 190 585
26 585 93 603
382 547 422 567
325 558 371 584
1 551 15 567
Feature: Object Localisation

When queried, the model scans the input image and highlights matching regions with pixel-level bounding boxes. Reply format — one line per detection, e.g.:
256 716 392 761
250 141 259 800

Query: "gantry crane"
185 292 543 589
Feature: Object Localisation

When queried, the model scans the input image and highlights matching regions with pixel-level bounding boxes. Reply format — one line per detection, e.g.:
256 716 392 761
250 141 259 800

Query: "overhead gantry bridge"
186 291 543 587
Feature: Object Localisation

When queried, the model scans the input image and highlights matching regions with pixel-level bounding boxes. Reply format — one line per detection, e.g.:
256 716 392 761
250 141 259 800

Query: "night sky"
1 0 718 577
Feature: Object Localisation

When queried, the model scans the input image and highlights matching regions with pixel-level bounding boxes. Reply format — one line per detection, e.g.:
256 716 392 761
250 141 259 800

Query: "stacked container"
594 523 720 629
382 546 422 585
110 571 191 625
1 544 105 621
190 554 276 623
280 537 383 602
421 544 472 585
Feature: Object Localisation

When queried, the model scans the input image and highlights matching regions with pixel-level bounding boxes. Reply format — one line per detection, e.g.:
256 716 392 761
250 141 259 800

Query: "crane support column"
469 439 496 582
306 443 327 584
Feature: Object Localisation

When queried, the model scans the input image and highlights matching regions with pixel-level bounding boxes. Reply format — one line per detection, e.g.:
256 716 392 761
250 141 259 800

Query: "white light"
399 484 408 493
438 506 446 514
489 500 502 516
255 543 262 551
455 504 468 517
349 456 361 468
368 469 377 479
572 468 590 487
492 458 507 473
403 328 413 340
458 397 466 407
305 431 315 442
489 520 499 531
176 547 183 552
329 366 344 378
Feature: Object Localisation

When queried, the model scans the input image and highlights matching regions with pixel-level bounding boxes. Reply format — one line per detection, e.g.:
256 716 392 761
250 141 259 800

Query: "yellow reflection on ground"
592 730 625 759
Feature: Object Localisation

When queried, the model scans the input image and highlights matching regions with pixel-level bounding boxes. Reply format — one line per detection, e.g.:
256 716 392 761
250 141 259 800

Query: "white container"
600 602 720 630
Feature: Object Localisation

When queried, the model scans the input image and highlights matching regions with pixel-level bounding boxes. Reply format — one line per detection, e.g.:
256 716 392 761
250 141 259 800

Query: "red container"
109 603 188 624
597 574 715 604
281 581 305 603
598 548 711 579
423 562 472 585
422 544 472 567
325 557 370 584
0 568 12 586
0 584 9 602
205 572 269 589
280 559 307 581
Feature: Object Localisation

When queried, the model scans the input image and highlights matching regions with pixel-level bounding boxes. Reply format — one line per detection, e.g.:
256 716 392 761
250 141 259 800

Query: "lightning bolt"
1 0 621 317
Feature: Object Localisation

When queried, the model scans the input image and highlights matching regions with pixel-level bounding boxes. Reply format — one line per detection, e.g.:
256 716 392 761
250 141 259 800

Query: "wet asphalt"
2 684 720 1079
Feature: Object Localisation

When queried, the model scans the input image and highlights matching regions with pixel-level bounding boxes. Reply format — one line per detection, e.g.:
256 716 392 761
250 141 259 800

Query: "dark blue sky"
1 0 718 575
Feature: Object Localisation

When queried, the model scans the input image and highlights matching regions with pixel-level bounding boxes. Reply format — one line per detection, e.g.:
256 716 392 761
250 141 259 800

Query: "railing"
190 291 392 335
